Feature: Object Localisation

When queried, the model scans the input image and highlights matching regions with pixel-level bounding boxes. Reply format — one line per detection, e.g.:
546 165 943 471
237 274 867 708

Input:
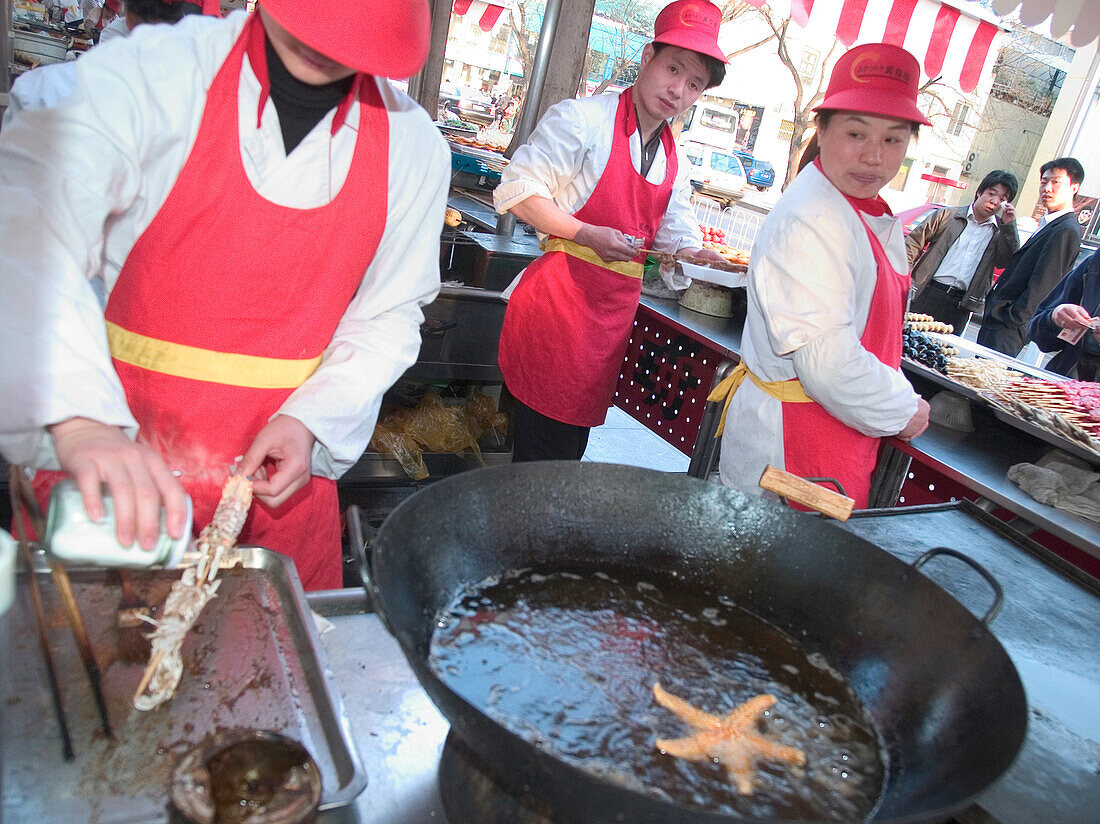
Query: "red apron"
34 15 389 590
498 88 676 427
780 193 909 510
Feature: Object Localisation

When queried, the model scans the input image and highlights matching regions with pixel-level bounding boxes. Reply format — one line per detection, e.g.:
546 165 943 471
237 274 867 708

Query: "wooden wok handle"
758 466 855 521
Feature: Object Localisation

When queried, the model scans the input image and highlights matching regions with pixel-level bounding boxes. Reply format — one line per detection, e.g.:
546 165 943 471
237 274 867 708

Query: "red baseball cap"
815 43 931 126
260 0 431 79
652 0 728 64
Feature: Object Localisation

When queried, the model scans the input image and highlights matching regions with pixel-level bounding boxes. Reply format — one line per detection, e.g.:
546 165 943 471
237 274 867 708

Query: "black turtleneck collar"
265 37 354 154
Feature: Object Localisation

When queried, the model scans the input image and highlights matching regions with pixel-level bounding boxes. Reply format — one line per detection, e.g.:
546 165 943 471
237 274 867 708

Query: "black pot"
369 462 1026 823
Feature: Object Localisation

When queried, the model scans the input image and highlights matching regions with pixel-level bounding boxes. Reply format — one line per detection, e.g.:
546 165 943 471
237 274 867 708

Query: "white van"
683 141 747 203
680 102 739 151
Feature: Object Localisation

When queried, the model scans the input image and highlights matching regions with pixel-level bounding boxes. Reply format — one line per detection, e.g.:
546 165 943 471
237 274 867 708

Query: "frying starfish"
652 682 806 795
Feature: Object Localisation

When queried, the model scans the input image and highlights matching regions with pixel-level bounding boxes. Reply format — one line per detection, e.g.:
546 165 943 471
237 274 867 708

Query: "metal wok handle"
345 506 379 609
913 547 1004 626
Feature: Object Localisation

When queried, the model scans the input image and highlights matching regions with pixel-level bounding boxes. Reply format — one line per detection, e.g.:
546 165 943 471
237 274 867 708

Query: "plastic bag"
466 387 508 443
371 391 506 479
368 421 428 480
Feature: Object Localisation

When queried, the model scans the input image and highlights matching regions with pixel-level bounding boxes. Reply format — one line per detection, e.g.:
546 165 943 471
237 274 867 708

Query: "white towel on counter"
1008 451 1100 522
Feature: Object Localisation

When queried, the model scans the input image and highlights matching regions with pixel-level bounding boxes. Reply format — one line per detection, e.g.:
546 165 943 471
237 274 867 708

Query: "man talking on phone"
906 170 1019 332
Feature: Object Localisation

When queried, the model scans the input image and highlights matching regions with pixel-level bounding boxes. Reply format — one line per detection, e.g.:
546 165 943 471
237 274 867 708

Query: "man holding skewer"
493 0 729 462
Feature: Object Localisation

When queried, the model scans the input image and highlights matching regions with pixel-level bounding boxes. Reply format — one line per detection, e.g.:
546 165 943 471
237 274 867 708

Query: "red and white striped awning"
741 0 1007 92
453 0 508 33
993 0 1100 46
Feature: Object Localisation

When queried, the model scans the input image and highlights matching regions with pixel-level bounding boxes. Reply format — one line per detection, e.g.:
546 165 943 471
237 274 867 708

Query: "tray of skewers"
945 355 1100 462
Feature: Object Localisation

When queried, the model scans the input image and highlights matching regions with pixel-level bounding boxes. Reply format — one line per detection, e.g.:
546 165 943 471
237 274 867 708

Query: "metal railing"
692 197 761 253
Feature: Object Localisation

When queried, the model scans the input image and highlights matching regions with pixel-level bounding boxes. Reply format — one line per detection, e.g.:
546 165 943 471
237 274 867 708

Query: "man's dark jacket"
906 205 1019 312
1027 249 1100 376
977 212 1082 355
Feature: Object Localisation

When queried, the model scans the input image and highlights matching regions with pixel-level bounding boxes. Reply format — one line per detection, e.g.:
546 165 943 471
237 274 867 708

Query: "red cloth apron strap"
35 14 389 590
780 205 909 509
498 87 677 427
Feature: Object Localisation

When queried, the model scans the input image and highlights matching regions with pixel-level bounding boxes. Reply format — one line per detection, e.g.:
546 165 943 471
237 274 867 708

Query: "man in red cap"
712 42 931 508
0 1 449 590
495 0 730 462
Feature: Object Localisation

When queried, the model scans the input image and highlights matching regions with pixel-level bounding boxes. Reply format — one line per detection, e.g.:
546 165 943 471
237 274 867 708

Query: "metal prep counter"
2 508 1096 823
616 295 1100 564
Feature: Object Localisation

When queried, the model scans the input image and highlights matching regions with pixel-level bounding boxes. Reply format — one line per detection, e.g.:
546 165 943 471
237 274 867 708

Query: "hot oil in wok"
430 568 884 821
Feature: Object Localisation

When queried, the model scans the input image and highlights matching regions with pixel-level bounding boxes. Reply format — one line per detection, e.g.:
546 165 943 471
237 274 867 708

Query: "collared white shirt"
1039 206 1075 229
932 204 998 289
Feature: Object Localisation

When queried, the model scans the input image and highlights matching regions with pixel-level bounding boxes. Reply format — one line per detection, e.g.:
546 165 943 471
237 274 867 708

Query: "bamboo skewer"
8 467 74 761
49 562 113 739
637 247 748 272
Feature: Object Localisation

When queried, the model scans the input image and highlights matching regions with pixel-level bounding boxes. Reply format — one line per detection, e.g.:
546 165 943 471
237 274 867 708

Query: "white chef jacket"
493 92 703 254
0 11 449 479
717 163 919 497
3 61 78 118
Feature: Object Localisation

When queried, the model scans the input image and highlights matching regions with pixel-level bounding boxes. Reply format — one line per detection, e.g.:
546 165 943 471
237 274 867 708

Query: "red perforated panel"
896 459 974 507
613 313 721 456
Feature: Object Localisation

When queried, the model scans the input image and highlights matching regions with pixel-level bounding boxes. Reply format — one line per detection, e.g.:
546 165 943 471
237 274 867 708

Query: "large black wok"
369 462 1026 823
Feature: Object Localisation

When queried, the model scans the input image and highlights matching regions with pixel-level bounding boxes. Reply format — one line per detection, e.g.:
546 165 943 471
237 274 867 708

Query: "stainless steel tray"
344 447 512 483
903 335 1100 466
1 548 366 823
987 404 1100 464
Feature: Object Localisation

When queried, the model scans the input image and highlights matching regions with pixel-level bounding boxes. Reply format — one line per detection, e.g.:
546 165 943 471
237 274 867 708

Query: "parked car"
683 141 747 203
1073 239 1099 269
732 150 775 190
896 202 946 235
439 88 496 126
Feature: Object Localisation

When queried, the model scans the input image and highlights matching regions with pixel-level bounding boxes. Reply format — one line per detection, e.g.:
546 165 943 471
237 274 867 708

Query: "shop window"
890 158 913 191
799 49 820 84
949 102 969 137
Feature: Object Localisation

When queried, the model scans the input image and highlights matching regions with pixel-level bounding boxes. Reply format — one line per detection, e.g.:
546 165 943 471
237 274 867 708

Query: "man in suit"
907 170 1019 332
977 157 1084 356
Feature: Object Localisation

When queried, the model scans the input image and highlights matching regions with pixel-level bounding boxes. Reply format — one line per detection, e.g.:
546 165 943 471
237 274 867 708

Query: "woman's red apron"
780 197 909 510
498 88 676 427
34 14 388 590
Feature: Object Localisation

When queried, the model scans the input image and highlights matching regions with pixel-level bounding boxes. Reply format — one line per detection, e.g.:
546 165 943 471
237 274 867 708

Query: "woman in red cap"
0 1 449 590
494 0 730 461
711 42 931 509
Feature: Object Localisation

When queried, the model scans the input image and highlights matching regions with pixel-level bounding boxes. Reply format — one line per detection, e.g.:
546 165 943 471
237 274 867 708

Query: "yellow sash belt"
543 237 644 279
706 362 813 435
106 321 322 390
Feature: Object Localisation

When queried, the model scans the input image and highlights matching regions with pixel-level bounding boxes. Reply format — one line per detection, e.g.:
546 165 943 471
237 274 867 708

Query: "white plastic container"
0 528 15 618
45 479 193 569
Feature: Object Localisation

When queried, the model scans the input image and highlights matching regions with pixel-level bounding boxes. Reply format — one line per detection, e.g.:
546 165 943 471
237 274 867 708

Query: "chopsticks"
8 467 113 745
8 466 74 760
